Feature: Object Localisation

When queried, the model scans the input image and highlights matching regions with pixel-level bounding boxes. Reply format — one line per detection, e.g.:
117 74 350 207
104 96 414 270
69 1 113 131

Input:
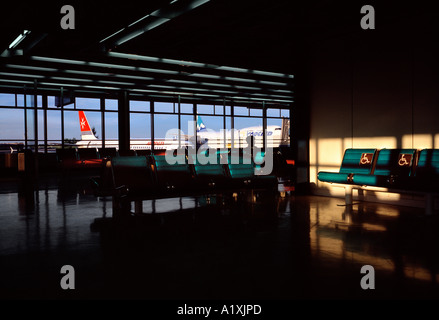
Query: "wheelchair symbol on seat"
360 153 371 165
398 154 410 166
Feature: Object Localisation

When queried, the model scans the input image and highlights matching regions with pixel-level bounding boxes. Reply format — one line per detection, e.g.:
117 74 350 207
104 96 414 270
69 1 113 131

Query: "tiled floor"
1 173 439 300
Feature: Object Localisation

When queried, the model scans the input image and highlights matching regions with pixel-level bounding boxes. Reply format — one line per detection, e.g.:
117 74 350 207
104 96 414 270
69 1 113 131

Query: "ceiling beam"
100 0 211 51
0 64 294 100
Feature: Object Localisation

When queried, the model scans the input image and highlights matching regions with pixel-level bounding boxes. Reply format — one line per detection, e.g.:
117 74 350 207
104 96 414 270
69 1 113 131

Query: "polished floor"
1 173 439 301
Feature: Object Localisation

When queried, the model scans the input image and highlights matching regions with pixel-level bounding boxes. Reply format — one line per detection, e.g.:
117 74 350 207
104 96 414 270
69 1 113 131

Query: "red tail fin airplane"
75 111 190 150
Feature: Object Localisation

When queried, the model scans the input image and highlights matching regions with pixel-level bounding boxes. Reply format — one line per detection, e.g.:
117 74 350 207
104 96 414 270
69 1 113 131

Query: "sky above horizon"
0 94 288 142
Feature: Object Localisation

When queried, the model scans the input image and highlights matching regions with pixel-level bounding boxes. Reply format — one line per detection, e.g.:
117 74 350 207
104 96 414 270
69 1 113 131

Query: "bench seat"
317 148 377 184
317 148 439 214
352 149 416 188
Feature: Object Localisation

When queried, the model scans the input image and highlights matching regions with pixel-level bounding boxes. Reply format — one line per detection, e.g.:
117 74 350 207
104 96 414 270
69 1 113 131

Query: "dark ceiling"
0 0 438 106
0 0 301 72
0 0 378 72
1 0 437 72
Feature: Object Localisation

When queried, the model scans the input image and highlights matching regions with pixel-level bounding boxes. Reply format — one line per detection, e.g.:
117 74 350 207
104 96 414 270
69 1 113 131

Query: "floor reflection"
307 197 439 298
1 175 439 299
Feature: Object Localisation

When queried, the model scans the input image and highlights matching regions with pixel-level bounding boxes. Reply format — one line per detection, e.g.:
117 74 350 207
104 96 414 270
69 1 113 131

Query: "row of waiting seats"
93 149 279 199
56 147 120 162
92 149 284 216
55 147 166 169
318 148 439 191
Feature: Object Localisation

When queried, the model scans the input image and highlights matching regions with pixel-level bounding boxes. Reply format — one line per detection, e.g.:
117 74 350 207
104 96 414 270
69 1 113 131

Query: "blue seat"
318 148 377 184
352 149 416 187
224 150 277 189
227 155 254 180
252 150 278 189
189 149 229 189
150 154 195 191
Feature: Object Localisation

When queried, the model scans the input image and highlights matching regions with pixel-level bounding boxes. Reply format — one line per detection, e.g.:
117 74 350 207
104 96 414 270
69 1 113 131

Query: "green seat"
352 149 416 187
227 162 254 179
189 150 228 189
252 150 278 189
151 154 194 191
225 150 278 189
318 148 377 184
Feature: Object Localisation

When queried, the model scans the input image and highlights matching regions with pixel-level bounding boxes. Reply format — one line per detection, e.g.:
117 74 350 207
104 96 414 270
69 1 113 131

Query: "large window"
130 113 150 139
0 109 24 142
47 110 62 145
76 97 100 110
105 112 118 140
64 110 101 146
0 93 16 107
0 92 290 152
130 100 150 112
154 114 178 150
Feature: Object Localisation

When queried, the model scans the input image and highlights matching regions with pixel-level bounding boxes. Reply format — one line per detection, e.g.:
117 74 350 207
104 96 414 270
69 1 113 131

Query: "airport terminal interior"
1 0 439 304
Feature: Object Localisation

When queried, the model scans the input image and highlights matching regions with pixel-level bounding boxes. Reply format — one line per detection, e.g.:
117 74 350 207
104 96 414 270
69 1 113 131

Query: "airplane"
75 111 287 150
195 115 284 149
0 143 24 154
75 111 191 150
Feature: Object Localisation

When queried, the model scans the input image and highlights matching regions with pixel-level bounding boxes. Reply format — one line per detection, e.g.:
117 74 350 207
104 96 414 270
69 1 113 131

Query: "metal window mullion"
230 103 234 149
223 99 226 149
61 87 65 149
101 97 105 149
33 80 38 154
24 86 28 149
263 101 267 151
151 100 155 153
178 95 181 149
193 103 197 151
43 94 48 154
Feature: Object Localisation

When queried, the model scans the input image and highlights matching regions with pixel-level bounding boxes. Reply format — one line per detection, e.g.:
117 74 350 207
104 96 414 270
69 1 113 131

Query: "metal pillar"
150 101 155 153
223 99 226 148
60 87 65 149
230 103 234 149
33 80 38 154
193 103 197 151
262 101 267 151
178 95 181 148
43 95 48 154
24 86 28 149
100 97 105 149
118 90 130 153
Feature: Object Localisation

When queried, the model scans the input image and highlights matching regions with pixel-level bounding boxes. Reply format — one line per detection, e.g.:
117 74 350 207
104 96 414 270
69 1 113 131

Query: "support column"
60 87 65 149
150 101 155 153
178 95 181 148
223 99 226 149
100 97 105 149
262 101 267 151
118 90 130 154
230 103 234 149
33 80 38 154
193 103 197 151
24 86 28 149
43 95 48 154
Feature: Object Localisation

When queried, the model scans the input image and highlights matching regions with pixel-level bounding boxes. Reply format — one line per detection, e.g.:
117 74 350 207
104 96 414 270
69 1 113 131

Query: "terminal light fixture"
8 30 31 49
